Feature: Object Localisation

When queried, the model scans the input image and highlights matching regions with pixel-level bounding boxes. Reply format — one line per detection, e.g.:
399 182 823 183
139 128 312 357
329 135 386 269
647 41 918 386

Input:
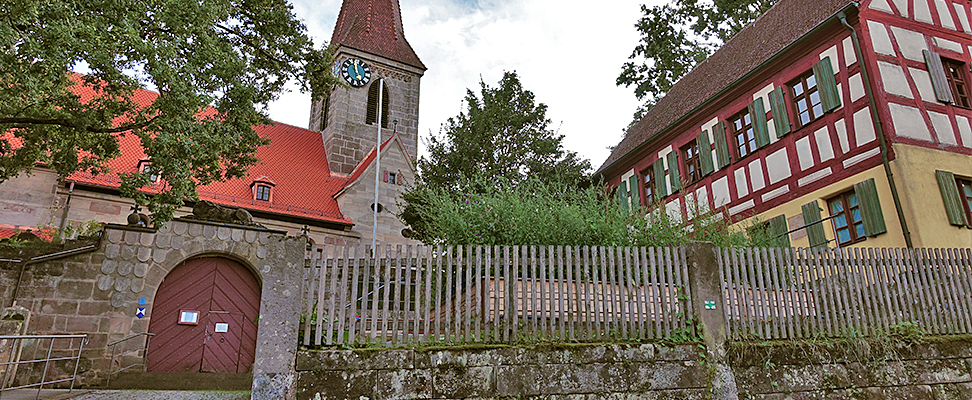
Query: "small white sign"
179 311 199 324
215 323 229 333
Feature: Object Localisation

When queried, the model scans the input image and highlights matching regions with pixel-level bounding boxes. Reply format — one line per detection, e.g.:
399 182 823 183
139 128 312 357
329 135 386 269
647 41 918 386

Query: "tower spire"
331 0 426 70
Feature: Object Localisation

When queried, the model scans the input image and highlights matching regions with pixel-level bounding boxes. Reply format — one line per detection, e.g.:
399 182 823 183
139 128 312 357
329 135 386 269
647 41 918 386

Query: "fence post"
685 242 738 400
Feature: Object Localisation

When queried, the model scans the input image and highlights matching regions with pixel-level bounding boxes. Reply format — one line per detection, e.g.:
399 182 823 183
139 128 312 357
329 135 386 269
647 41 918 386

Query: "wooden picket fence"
300 245 693 347
718 247 972 340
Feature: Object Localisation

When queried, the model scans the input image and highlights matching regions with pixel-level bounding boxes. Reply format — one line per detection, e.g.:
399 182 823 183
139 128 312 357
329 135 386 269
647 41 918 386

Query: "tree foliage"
0 0 342 223
399 172 761 247
617 0 776 120
419 71 591 191
400 71 591 242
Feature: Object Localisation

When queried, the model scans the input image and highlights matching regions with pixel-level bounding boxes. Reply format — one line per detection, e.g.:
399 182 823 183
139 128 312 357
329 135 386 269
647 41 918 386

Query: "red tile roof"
0 229 18 239
597 0 854 174
64 83 353 225
331 0 426 70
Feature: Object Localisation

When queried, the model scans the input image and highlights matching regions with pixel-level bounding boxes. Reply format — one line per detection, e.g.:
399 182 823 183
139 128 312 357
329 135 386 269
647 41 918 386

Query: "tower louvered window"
366 81 390 128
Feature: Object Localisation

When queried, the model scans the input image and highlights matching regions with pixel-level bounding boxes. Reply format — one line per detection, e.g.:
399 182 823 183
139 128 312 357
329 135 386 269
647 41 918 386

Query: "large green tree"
419 71 591 191
617 0 775 120
0 0 341 223
400 71 592 243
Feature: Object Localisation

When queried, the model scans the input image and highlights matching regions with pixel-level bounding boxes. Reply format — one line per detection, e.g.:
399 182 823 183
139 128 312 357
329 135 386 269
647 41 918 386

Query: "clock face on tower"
341 58 371 87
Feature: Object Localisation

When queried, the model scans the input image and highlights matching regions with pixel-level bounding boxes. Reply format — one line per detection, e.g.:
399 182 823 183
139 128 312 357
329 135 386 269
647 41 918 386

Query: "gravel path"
65 391 250 400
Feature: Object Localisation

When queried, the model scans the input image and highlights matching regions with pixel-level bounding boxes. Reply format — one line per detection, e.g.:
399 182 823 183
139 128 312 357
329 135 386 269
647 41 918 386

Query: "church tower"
310 0 426 174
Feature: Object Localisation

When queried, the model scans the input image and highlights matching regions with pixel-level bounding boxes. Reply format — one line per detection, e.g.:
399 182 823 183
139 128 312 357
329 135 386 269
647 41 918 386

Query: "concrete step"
103 372 252 390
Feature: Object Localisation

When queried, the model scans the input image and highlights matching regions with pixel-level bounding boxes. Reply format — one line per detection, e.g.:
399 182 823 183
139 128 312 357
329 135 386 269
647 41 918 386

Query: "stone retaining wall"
296 336 972 400
296 343 709 400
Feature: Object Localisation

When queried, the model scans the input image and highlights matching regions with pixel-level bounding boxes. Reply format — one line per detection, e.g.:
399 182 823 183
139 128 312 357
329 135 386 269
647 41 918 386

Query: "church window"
366 81 390 128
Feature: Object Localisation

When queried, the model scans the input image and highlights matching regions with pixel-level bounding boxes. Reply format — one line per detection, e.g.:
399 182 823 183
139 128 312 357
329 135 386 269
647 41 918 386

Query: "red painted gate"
146 257 261 373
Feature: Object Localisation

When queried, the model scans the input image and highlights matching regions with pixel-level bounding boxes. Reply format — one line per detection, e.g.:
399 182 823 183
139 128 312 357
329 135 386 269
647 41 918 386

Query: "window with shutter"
789 70 825 127
959 178 972 227
680 140 702 184
936 170 971 227
729 108 757 159
749 98 771 149
813 56 841 112
713 121 731 169
828 190 866 245
768 214 791 248
801 201 828 248
617 181 629 214
667 151 682 193
853 178 887 236
653 158 668 198
924 50 956 104
642 167 657 205
943 58 971 108
628 175 641 209
696 131 714 176
769 86 792 138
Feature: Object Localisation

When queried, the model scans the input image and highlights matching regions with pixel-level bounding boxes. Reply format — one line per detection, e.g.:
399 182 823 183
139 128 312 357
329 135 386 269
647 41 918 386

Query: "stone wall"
296 343 708 400
0 220 305 397
295 336 972 400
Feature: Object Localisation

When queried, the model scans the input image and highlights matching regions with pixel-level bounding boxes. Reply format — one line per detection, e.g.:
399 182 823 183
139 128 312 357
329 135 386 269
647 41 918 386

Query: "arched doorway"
146 256 261 373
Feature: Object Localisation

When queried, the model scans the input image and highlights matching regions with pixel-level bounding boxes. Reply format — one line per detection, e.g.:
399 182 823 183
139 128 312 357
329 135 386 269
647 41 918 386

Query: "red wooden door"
147 257 261 373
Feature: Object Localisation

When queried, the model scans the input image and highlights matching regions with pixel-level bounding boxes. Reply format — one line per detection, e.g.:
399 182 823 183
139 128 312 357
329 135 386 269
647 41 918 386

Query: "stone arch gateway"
146 256 261 373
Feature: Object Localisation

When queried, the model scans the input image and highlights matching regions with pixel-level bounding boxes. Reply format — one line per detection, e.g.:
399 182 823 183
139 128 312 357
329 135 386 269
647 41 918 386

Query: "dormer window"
255 185 271 201
250 177 275 202
138 160 158 182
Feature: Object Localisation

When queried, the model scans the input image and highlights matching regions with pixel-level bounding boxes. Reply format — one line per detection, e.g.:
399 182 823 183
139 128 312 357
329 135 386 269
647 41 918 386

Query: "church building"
0 0 425 248
599 0 972 249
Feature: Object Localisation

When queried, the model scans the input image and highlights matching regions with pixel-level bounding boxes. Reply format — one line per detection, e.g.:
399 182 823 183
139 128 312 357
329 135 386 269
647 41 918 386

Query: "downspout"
58 181 75 233
839 10 914 248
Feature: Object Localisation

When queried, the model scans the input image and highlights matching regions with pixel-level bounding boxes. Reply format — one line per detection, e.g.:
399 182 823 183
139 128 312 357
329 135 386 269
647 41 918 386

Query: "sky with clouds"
267 0 665 170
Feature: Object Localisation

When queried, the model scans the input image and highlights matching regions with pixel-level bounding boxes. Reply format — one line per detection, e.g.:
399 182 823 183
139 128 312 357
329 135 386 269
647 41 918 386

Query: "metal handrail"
0 334 87 400
105 332 154 388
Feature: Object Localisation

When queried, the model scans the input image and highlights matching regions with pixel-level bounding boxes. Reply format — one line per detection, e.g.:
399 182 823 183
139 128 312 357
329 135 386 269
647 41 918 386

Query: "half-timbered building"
598 0 972 248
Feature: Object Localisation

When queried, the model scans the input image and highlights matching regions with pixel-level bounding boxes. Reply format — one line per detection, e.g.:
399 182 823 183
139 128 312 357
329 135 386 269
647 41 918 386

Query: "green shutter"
666 151 682 193
813 56 842 112
853 178 887 236
713 121 731 169
618 180 629 214
768 214 791 248
936 170 969 226
653 158 668 198
628 174 641 209
924 50 955 103
749 98 771 149
696 131 714 176
801 201 828 248
769 86 792 138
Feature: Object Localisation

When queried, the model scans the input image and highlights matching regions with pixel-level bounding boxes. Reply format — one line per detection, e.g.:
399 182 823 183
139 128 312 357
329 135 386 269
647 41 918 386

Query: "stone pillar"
684 242 738 400
250 235 305 400
0 306 30 388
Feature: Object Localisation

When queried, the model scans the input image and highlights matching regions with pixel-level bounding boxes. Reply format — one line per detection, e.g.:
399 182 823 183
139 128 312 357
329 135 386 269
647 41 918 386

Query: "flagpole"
372 78 383 256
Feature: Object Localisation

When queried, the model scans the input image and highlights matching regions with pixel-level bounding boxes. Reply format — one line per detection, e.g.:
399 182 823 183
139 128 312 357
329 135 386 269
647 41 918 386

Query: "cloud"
269 0 656 170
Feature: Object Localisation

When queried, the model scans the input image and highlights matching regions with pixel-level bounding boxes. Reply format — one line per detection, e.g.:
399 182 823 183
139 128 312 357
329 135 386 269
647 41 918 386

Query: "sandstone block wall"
0 220 305 396
296 343 708 400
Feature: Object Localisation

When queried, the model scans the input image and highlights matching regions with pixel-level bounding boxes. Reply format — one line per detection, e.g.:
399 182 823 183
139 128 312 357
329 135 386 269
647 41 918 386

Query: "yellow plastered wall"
888 144 972 248
734 144 972 248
